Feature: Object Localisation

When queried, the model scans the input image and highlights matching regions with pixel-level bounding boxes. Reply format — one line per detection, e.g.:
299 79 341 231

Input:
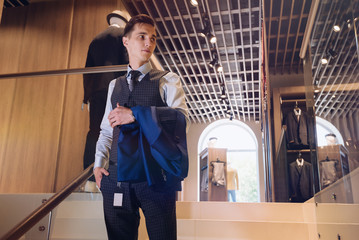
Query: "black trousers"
100 166 177 240
83 90 107 181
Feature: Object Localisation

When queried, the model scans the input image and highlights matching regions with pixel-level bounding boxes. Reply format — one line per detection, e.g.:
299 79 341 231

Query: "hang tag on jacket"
113 193 123 207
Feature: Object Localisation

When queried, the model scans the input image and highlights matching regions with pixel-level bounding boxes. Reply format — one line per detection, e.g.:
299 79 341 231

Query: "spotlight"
333 25 341 32
321 58 328 64
215 63 223 72
208 33 217 44
190 0 198 6
199 16 210 38
327 48 338 59
199 30 216 44
220 87 226 99
199 30 207 38
226 109 232 118
208 58 218 68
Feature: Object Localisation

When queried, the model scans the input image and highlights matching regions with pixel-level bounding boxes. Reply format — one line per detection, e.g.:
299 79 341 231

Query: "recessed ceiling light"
321 58 328 64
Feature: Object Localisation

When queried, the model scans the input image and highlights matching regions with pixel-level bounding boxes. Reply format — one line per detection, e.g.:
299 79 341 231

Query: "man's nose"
145 39 153 47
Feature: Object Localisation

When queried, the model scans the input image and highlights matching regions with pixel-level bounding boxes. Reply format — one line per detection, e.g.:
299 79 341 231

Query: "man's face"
123 23 157 68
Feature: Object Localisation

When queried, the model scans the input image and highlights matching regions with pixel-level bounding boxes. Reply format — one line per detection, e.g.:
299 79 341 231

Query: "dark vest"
108 69 168 181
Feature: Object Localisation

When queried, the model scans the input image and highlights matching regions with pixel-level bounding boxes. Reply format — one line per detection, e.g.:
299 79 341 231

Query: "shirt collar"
126 62 152 79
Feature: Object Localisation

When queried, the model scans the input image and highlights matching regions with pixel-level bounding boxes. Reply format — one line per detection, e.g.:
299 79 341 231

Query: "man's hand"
94 167 109 189
81 102 90 111
108 103 135 128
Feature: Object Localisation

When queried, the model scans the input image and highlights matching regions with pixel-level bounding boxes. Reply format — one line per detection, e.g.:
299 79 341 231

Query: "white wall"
182 119 266 202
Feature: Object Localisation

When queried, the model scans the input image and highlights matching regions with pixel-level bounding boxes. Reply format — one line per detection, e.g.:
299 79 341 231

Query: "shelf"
287 149 315 153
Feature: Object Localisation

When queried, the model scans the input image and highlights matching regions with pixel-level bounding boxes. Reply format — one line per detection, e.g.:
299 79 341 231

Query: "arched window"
316 117 344 146
198 119 259 202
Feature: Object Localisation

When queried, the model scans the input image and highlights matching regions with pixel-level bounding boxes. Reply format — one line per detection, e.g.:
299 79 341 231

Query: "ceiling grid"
310 0 359 118
123 0 262 123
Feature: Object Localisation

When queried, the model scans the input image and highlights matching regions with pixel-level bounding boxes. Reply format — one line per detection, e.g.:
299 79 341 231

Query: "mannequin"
108 12 127 28
82 10 129 192
227 161 239 202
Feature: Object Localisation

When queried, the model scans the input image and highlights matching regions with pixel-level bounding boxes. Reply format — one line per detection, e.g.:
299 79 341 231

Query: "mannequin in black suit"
82 10 129 191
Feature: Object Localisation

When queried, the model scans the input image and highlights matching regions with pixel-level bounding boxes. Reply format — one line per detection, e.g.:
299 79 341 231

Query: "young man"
94 14 188 240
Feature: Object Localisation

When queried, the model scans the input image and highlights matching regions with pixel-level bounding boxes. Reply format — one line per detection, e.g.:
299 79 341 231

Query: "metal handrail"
0 65 128 80
0 163 95 240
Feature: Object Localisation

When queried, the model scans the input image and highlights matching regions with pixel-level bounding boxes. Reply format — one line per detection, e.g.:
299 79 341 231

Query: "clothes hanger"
211 157 226 164
296 152 304 166
201 165 208 171
293 101 301 115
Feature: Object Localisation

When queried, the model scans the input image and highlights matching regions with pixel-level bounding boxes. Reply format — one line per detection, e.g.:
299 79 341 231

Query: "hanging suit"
289 160 313 202
285 110 310 149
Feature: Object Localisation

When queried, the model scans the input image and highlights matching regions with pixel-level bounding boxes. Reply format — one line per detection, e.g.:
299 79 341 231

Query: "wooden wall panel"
0 1 73 193
0 0 132 193
55 0 128 190
0 0 3 23
0 7 27 73
0 7 28 192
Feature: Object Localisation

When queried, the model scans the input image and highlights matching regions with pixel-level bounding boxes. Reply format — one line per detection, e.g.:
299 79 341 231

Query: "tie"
129 70 141 91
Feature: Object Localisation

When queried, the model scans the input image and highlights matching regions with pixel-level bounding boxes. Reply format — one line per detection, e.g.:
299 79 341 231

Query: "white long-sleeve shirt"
94 61 188 169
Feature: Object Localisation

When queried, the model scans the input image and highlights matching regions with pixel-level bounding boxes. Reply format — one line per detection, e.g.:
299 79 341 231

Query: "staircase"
3 192 359 240
49 193 317 240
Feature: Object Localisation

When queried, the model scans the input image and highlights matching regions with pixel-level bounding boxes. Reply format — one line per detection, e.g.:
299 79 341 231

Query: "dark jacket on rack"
285 110 309 149
289 160 313 202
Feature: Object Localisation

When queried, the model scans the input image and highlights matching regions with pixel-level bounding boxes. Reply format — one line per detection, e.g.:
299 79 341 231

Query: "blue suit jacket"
117 106 188 192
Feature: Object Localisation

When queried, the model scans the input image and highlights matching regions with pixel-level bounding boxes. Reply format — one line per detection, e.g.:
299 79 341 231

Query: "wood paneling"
0 1 73 193
1 77 66 192
55 0 126 190
0 7 28 192
0 0 132 193
18 1 73 72
0 7 27 74
0 0 3 23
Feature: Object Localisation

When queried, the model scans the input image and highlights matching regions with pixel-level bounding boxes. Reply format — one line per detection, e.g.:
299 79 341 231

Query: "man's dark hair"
123 14 155 37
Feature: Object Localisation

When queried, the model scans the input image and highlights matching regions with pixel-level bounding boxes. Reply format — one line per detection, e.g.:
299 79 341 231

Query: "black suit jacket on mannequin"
82 25 128 179
83 26 128 103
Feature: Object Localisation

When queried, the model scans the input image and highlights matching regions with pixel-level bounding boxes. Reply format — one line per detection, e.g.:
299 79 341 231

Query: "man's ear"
123 36 128 47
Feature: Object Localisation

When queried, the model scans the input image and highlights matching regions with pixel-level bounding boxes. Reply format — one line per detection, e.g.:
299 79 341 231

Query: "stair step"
177 219 314 240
